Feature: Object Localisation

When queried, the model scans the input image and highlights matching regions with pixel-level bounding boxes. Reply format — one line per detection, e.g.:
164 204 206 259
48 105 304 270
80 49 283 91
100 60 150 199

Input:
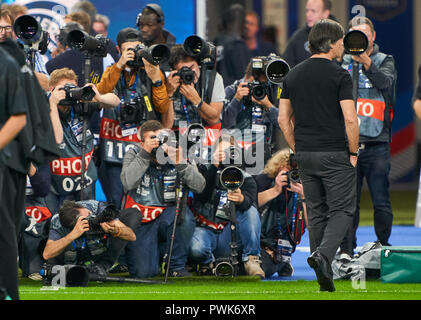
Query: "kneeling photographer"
222 55 289 162
254 149 307 278
45 68 120 214
96 27 173 208
189 134 264 278
120 120 205 278
42 200 139 279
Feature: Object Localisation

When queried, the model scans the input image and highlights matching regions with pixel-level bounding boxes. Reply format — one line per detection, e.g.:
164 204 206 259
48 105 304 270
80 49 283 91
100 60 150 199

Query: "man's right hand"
234 82 250 102
117 47 135 69
49 85 67 106
143 135 160 154
69 216 90 240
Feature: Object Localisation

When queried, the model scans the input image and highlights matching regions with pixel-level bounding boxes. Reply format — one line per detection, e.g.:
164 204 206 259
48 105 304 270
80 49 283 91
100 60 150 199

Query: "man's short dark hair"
142 4 164 24
308 19 344 55
168 45 197 70
140 120 163 141
58 200 85 229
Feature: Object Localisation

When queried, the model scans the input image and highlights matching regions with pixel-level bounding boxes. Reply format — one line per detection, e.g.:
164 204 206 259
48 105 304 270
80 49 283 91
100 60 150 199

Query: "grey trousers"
296 151 357 263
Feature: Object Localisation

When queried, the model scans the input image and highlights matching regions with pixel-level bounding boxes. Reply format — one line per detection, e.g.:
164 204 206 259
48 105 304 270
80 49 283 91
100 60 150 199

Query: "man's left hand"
227 188 244 204
351 52 372 71
179 83 201 106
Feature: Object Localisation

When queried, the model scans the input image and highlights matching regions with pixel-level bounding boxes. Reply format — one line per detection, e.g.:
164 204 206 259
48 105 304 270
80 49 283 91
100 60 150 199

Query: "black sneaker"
109 263 129 274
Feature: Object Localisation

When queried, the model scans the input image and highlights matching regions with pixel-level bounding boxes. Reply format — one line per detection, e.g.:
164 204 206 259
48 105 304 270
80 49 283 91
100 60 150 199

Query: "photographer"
189 134 264 278
339 17 397 257
167 44 225 146
223 56 283 161
120 120 205 278
42 200 139 276
96 27 173 208
255 149 307 278
45 68 120 214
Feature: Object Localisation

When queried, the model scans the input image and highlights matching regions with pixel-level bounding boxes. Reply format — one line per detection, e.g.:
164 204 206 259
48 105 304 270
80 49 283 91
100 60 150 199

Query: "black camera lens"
265 59 290 85
344 30 369 56
214 261 234 277
14 15 42 43
220 166 244 190
251 84 266 100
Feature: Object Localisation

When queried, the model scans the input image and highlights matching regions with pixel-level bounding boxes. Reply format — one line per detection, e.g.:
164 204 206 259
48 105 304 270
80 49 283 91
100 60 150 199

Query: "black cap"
116 28 142 47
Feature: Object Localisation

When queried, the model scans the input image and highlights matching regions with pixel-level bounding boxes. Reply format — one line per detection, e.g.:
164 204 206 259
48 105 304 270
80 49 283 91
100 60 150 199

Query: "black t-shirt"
280 58 353 152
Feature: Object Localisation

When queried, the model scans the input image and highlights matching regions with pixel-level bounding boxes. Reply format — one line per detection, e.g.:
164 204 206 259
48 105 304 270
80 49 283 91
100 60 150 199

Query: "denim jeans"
340 142 393 254
189 206 261 265
98 161 124 209
125 206 196 278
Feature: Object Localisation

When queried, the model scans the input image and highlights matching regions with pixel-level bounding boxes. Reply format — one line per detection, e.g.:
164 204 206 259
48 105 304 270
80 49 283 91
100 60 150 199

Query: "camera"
245 81 269 101
344 30 368 56
59 84 96 106
67 29 109 57
174 66 196 85
126 43 170 68
183 35 216 65
14 15 50 55
83 204 120 232
220 165 244 191
213 257 238 277
251 54 290 85
282 153 300 188
119 97 143 125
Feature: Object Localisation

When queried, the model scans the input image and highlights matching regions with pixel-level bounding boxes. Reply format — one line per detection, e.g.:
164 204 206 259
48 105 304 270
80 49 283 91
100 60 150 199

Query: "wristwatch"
349 150 360 157
152 80 163 87
193 99 203 110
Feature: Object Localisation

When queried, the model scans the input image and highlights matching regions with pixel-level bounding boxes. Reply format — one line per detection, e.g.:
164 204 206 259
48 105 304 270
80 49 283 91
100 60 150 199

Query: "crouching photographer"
120 120 205 278
254 149 307 278
42 200 140 280
222 55 289 162
189 134 264 278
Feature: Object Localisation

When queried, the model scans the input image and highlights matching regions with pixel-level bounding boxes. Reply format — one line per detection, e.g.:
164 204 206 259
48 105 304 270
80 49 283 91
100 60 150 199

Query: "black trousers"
296 151 357 263
0 163 26 300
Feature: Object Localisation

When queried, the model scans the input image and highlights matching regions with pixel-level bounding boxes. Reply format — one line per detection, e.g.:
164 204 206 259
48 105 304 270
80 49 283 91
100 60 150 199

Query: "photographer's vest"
172 69 221 146
121 146 178 223
341 52 391 141
190 166 251 232
100 70 156 165
24 179 52 238
49 111 97 196
49 200 109 265
231 81 280 148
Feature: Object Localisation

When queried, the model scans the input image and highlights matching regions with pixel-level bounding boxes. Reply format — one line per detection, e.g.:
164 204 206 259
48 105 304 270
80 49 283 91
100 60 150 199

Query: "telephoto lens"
344 30 369 56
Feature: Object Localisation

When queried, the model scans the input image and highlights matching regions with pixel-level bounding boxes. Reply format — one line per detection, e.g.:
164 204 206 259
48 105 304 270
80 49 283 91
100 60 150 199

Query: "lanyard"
181 96 191 125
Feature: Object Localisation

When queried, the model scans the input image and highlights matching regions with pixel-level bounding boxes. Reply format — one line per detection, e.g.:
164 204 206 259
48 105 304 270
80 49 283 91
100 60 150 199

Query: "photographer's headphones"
136 3 164 27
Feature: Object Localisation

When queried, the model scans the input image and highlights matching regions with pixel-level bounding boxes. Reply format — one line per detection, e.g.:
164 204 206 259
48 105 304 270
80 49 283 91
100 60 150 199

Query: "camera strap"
284 190 305 245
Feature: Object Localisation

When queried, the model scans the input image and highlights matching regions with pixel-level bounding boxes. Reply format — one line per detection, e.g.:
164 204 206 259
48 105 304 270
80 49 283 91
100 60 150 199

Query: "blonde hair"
263 148 291 178
48 68 78 88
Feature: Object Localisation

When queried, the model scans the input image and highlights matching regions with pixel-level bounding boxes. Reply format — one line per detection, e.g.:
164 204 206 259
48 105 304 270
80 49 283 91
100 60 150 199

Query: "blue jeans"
341 142 393 254
125 206 196 278
189 206 261 265
98 161 124 209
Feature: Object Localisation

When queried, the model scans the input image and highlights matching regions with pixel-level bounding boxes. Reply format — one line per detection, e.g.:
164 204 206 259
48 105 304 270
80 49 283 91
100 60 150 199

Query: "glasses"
0 25 12 33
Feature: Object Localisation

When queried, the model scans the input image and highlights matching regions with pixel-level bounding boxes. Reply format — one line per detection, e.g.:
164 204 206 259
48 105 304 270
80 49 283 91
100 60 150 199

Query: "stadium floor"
267 225 421 281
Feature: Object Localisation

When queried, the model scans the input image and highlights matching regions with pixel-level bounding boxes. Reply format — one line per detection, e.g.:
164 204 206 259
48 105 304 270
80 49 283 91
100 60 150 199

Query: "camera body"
59 84 96 106
119 96 144 125
83 204 120 232
245 80 269 102
175 66 196 85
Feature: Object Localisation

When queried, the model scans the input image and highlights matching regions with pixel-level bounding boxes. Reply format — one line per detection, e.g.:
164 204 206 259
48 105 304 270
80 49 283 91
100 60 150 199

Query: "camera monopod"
344 30 369 105
219 166 246 276
164 178 188 283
